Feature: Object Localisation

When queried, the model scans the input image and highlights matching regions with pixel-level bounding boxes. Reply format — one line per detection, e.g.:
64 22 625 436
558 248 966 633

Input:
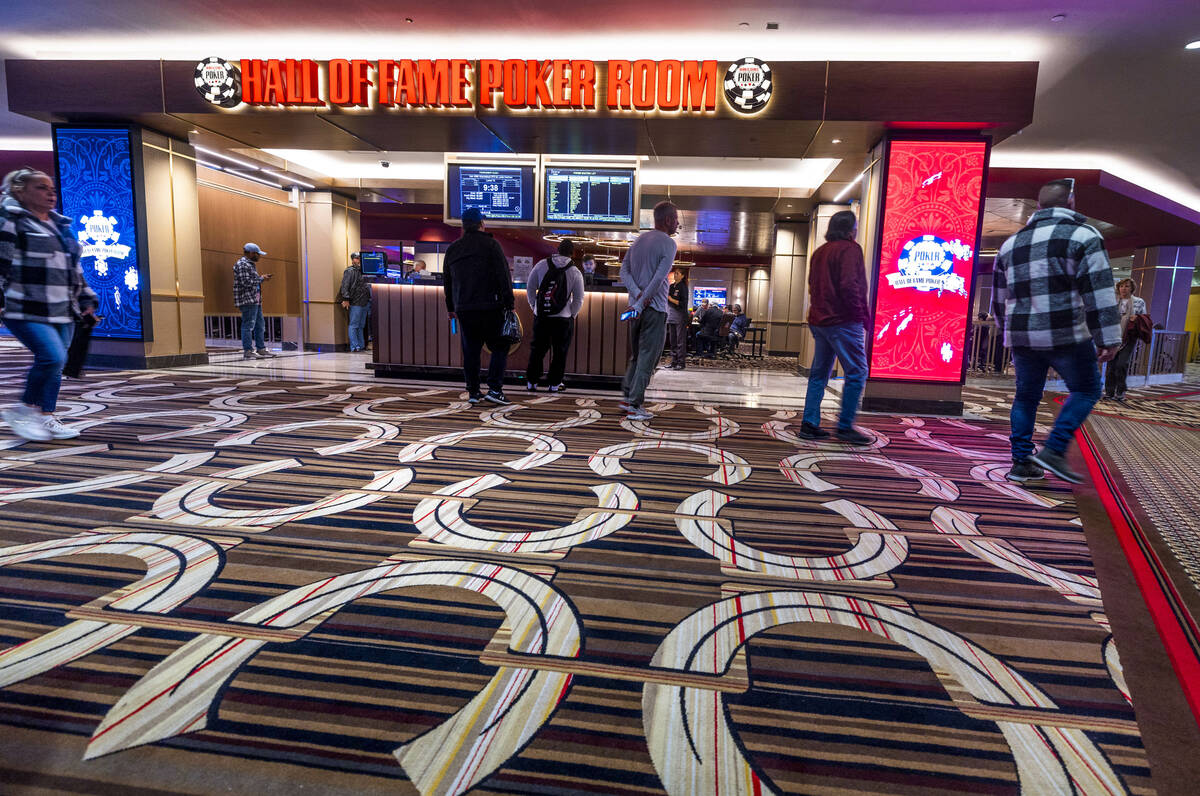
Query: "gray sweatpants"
621 307 667 407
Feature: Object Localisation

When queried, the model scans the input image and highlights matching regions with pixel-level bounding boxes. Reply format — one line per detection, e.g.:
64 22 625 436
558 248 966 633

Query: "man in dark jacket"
443 207 516 404
695 299 725 356
339 253 371 352
800 210 871 445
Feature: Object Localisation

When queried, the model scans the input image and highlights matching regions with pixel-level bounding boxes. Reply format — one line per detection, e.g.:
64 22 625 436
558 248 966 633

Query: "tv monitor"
443 156 539 227
359 252 385 276
692 286 727 308
541 161 640 230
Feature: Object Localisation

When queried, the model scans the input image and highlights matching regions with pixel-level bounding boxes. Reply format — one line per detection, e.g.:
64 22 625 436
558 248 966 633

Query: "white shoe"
625 408 654 422
42 415 81 440
2 405 53 441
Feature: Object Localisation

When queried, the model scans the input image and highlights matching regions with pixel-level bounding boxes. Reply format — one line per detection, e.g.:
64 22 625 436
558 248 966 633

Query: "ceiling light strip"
833 158 881 203
194 146 263 170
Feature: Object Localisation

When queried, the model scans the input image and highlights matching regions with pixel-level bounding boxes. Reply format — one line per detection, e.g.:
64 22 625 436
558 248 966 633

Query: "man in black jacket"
443 207 516 404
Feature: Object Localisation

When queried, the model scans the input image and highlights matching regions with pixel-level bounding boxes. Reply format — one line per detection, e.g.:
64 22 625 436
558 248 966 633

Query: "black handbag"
500 309 522 344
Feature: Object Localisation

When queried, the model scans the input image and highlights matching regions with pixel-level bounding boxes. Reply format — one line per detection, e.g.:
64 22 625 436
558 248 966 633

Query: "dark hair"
557 239 574 257
1038 179 1074 209
825 210 858 242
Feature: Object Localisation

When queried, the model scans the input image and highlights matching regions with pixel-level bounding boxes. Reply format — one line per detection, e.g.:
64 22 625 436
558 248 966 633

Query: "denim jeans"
622 308 667 407
802 322 867 430
5 318 74 412
347 304 368 351
239 303 265 352
1010 341 1102 460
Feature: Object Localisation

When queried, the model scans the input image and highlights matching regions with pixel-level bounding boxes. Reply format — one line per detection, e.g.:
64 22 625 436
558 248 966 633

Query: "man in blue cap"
443 207 516 404
233 242 275 359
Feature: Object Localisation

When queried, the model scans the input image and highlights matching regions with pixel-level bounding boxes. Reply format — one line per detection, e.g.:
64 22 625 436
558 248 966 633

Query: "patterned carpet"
0 356 1178 794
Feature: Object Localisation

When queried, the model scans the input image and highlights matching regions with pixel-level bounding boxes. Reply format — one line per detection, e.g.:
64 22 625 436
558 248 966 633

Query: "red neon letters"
236 59 719 112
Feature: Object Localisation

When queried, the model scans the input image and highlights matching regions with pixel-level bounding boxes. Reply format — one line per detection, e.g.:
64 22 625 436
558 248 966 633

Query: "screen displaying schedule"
544 166 636 226
446 163 536 223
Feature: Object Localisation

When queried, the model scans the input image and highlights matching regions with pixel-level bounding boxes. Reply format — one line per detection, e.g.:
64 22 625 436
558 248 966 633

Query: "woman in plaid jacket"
0 168 98 442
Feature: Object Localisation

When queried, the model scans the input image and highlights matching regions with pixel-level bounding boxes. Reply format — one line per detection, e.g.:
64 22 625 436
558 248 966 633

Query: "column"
299 192 361 351
1131 246 1196 330
53 126 208 368
765 222 808 355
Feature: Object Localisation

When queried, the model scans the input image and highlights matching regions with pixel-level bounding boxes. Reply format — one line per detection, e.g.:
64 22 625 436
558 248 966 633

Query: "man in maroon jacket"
800 210 871 445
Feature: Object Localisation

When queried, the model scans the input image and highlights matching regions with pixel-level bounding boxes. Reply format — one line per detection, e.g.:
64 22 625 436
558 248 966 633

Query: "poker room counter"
369 282 632 384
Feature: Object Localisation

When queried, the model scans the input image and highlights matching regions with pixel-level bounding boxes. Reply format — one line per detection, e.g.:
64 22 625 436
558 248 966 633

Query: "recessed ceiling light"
1187 39 1200 50
738 21 749 28
1050 13 1067 22
766 22 779 30
405 17 414 23
831 138 842 144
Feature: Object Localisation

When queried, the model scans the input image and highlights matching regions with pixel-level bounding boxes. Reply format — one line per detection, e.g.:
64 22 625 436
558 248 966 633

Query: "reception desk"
371 283 633 384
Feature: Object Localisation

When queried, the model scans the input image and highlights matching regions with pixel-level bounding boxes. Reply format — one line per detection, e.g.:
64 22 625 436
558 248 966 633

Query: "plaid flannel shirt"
232 256 264 307
992 207 1122 350
0 195 98 323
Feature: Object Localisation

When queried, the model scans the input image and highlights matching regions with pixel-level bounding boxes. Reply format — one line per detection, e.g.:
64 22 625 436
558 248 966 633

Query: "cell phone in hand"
620 308 638 321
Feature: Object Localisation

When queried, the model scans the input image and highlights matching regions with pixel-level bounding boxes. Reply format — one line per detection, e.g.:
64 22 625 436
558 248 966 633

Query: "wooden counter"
371 283 632 384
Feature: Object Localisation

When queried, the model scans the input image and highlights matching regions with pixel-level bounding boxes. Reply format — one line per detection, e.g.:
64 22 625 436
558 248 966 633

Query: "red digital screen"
868 138 988 382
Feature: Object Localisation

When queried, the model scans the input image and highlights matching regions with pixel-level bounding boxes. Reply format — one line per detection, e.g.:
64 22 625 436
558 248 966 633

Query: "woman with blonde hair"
1 168 98 441
1103 277 1146 403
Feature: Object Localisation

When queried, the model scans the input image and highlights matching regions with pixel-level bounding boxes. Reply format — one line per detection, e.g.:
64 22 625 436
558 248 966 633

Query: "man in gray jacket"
619 200 679 420
525 239 585 392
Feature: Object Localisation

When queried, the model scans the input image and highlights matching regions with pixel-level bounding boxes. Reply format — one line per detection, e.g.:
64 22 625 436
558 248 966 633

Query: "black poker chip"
724 57 772 114
194 57 241 108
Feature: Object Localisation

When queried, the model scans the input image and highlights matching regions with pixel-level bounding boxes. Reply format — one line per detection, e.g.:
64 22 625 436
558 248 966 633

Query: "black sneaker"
1006 459 1045 482
835 427 873 446
798 421 830 439
548 384 565 393
484 390 511 405
467 392 484 404
1031 447 1084 484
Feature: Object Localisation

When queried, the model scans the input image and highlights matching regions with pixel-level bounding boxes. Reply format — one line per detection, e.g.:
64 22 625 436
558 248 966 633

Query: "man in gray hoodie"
525 239 585 392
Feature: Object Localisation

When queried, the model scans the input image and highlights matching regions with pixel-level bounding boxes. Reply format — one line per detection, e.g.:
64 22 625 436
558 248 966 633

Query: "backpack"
536 262 575 316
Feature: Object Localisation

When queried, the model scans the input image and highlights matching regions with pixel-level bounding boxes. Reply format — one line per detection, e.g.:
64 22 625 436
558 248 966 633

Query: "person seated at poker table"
695 299 725 357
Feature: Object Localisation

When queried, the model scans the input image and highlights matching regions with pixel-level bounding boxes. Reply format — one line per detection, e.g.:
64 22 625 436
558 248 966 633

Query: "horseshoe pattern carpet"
0 361 1176 794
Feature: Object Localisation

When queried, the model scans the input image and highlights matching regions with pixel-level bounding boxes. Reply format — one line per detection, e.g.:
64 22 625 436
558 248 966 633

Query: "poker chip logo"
887 234 969 295
724 57 772 114
194 57 241 108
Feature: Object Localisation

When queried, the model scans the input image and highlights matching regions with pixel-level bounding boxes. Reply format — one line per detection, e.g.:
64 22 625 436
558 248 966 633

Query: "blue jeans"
803 322 867 430
347 304 368 351
5 318 74 412
1010 341 1102 460
239 304 265 352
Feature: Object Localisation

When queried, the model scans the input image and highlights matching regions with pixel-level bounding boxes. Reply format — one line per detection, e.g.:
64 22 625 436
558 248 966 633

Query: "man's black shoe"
484 390 512 405
798 422 830 440
1006 459 1045 482
467 392 484 404
835 427 873 446
1031 447 1084 484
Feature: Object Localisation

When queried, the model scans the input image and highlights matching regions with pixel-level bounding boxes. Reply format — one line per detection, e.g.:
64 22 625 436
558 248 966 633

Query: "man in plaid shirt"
992 179 1121 484
233 242 274 359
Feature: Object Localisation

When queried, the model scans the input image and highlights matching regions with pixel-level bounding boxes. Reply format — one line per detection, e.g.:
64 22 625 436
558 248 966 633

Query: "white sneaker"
625 408 654 422
42 415 81 440
2 405 53 441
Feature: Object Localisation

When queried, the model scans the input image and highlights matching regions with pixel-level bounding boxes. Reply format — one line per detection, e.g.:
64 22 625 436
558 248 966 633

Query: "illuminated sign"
867 138 988 383
53 126 147 340
543 166 637 228
193 57 773 115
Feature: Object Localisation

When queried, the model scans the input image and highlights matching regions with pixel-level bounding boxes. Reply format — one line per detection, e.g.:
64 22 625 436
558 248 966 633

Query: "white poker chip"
724 57 772 114
194 57 242 108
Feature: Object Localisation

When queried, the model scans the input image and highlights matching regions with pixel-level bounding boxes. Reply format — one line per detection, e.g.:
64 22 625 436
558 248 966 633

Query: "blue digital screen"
692 287 727 308
359 252 385 275
445 163 536 224
544 166 637 227
53 127 145 339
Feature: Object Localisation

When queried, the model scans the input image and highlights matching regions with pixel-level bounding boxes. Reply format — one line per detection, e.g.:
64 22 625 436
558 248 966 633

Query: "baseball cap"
244 242 268 255
461 207 483 227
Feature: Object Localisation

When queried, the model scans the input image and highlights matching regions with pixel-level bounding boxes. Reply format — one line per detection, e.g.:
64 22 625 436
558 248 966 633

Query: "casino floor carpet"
0 355 1198 794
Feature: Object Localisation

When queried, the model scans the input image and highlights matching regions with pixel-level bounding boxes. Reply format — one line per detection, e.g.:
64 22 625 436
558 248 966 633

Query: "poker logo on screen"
887 234 971 295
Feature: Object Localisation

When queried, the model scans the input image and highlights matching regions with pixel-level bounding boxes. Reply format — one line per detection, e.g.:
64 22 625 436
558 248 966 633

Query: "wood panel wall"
374 284 633 378
198 170 300 317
